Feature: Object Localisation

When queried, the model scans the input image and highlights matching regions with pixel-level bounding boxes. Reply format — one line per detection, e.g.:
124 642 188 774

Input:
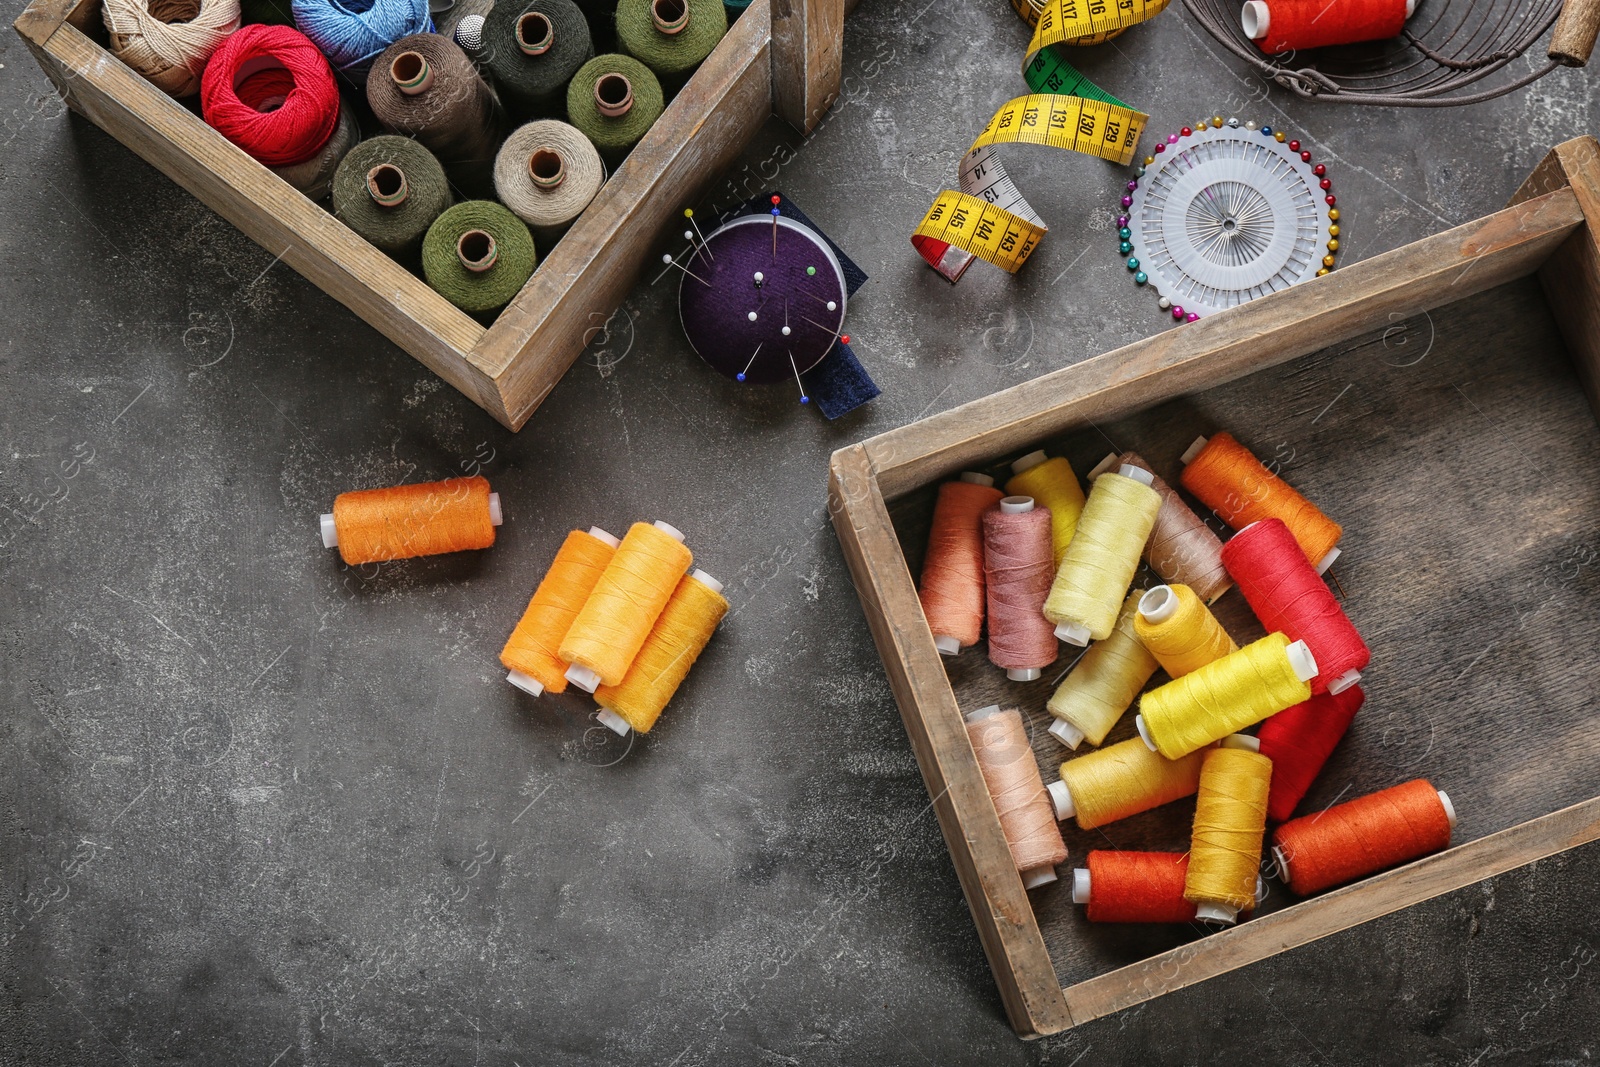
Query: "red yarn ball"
201 25 339 168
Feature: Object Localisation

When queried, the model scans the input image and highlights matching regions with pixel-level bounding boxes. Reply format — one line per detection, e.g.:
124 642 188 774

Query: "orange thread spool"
594 569 728 736
500 527 620 696
1274 779 1455 895
559 520 692 691
966 705 1068 888
919 474 1004 652
1178 431 1342 570
322 475 501 565
1076 851 1198 923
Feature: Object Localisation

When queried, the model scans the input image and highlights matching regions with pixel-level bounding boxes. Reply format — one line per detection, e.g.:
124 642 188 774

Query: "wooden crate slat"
771 0 844 133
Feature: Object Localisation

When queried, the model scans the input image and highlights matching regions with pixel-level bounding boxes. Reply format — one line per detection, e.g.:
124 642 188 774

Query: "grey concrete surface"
3 0 1598 1062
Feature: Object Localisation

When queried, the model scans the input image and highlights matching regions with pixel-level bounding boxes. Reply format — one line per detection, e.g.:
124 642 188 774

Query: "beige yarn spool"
270 100 358 201
493 120 607 246
104 0 242 98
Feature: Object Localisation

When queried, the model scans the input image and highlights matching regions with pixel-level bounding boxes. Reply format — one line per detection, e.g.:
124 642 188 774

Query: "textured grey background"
2 0 1598 1062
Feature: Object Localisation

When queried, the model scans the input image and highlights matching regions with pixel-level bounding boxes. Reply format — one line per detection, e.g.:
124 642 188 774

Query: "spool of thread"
1050 735 1212 828
293 0 431 81
918 473 1003 654
966 705 1068 889
982 497 1057 682
1185 745 1272 924
1043 465 1161 645
500 526 620 697
1075 852 1196 923
493 120 606 245
566 54 664 167
1274 779 1455 895
483 0 594 118
1004 450 1084 567
569 0 617 52
1137 632 1317 759
1222 518 1368 695
594 568 728 735
104 0 242 98
559 520 693 691
1242 0 1413 55
1044 592 1155 749
269 98 357 199
319 475 502 565
422 201 539 315
1257 685 1364 822
1133 584 1237 680
1179 432 1342 572
240 0 296 25
368 33 505 197
331 134 451 258
201 24 341 167
722 0 751 21
1093 451 1230 602
614 0 726 91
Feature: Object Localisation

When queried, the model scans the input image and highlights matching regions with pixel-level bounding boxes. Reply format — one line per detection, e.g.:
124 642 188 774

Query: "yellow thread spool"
1005 450 1085 566
1134 584 1237 679
1043 465 1161 645
1045 592 1156 749
1185 746 1273 924
501 526 621 696
1136 632 1317 758
1049 735 1209 829
559 520 692 691
594 569 728 736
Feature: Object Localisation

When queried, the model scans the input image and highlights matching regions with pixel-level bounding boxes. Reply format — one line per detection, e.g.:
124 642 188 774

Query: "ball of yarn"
332 134 451 257
483 0 594 119
422 201 538 315
368 32 505 197
615 0 725 87
201 24 340 166
104 0 242 98
271 97 358 199
293 0 431 80
494 120 605 245
566 53 664 166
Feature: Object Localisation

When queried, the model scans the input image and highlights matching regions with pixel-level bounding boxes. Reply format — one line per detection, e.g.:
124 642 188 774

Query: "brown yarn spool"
1092 451 1231 603
368 32 506 199
966 706 1068 888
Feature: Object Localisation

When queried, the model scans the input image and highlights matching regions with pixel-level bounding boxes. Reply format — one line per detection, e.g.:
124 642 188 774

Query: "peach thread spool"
1048 734 1243 829
500 527 620 697
320 475 502 565
593 568 727 736
1045 592 1155 750
1185 745 1273 924
1273 779 1455 896
1136 632 1317 758
919 473 1004 654
559 520 692 691
1134 583 1238 679
1179 431 1342 571
966 705 1068 889
982 497 1057 681
1090 450 1231 602
1004 450 1084 567
1072 851 1264 923
1043 464 1161 645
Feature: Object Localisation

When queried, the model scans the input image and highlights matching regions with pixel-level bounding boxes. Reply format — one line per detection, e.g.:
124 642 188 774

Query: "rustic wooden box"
13 0 846 430
829 137 1600 1038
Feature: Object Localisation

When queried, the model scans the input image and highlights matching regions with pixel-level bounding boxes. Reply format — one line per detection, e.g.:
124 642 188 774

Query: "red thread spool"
1074 851 1260 923
201 25 340 167
919 473 1004 653
1242 0 1413 56
1221 518 1369 695
1256 685 1364 822
1273 779 1455 895
982 497 1058 681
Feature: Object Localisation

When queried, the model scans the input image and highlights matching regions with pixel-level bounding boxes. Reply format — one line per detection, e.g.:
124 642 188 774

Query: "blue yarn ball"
293 0 432 79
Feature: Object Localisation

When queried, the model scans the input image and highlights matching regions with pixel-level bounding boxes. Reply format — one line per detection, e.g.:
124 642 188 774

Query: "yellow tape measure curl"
912 0 1167 282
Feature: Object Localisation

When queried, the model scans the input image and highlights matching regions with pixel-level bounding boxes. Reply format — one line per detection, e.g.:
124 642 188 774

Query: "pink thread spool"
982 496 1057 682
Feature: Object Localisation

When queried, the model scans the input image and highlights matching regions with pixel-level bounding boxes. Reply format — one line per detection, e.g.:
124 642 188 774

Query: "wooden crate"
13 0 847 430
829 137 1600 1038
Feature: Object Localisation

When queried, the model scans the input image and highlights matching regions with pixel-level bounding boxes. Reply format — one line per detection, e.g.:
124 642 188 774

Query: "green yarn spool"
332 135 452 260
422 201 538 316
566 54 663 168
483 0 594 120
615 0 724 90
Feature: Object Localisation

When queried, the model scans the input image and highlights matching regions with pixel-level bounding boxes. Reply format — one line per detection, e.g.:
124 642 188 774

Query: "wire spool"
1096 451 1229 601
917 474 1003 654
559 520 693 692
1185 745 1272 924
331 134 452 259
1043 465 1161 646
270 98 358 199
566 53 664 167
1074 852 1198 924
1274 779 1455 895
615 0 726 92
966 705 1069 889
103 0 242 98
982 497 1057 682
421 200 539 316
1045 592 1155 750
594 568 728 736
201 24 341 166
1136 632 1316 758
1257 685 1363 822
241 0 295 24
1180 431 1343 569
1133 584 1237 680
500 526 620 697
319 475 502 565
292 0 431 83
482 0 595 118
368 33 505 197
1004 451 1084 568
494 120 606 246
1049 735 1208 829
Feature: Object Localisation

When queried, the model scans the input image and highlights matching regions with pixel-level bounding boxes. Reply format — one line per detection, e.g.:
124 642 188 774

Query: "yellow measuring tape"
912 0 1167 282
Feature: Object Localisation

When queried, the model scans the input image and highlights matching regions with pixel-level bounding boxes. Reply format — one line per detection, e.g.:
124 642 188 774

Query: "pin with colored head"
683 206 713 260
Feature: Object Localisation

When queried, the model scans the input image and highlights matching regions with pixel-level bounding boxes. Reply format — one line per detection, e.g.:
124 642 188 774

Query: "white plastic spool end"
1406 0 1415 15
1272 844 1292 883
1194 901 1240 925
964 704 1004 724
1136 714 1158 752
1138 585 1179 624
1328 669 1362 695
596 708 631 737
588 526 621 548
691 568 724 594
1054 620 1092 646
652 520 686 542
1006 667 1042 682
1086 453 1119 481
1286 639 1319 682
1011 450 1048 476
565 664 602 693
505 669 545 696
999 496 1035 514
1071 868 1091 904
1048 780 1076 821
1117 463 1155 487
1048 717 1085 750
1021 866 1057 889
958 471 995 487
1241 0 1269 40
1255 875 1267 904
1221 733 1261 752
488 492 503 525
1180 435 1209 465
320 513 339 549
1437 789 1457 829
934 634 961 656
1316 546 1341 574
